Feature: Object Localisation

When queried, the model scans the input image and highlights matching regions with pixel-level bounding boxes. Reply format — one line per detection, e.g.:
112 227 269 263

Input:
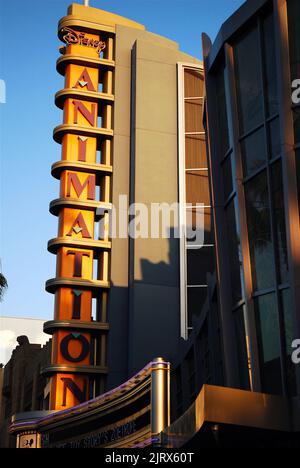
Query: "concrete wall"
107 24 200 387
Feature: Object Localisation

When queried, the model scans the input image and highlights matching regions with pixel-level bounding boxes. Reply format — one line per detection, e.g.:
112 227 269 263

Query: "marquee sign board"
43 6 114 411
10 359 170 449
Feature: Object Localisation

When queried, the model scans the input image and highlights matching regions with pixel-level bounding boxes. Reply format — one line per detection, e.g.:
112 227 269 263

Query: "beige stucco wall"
108 23 201 386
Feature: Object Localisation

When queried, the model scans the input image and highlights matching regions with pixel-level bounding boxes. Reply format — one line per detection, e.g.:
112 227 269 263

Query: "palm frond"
0 273 8 301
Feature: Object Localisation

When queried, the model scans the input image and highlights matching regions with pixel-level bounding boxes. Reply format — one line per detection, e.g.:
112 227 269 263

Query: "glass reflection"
245 170 275 291
235 26 264 134
255 293 282 394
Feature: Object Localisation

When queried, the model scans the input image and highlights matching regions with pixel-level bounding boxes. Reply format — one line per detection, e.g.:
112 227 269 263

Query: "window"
186 349 196 402
245 170 275 291
280 289 297 396
293 107 300 145
185 99 203 133
178 64 214 338
186 206 213 245
187 287 208 326
215 65 230 156
271 161 289 284
255 293 282 394
225 199 243 305
185 170 210 206
184 68 204 97
287 0 300 82
240 126 266 176
235 25 264 134
185 134 207 168
288 0 300 145
175 368 183 416
262 13 278 117
267 117 281 159
296 150 300 216
187 248 214 286
222 154 234 200
233 306 250 390
198 319 211 384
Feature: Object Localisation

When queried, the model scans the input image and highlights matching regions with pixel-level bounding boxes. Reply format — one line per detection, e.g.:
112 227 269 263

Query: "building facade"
203 0 300 397
0 338 51 448
166 0 300 442
8 0 300 449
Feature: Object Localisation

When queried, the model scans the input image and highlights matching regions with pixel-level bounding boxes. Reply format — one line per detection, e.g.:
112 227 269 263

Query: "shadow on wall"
107 223 215 390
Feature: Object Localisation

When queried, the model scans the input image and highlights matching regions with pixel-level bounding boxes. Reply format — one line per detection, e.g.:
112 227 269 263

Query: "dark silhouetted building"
0 338 51 448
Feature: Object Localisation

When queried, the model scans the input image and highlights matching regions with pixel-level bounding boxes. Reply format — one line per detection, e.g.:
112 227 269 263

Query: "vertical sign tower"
44 5 115 410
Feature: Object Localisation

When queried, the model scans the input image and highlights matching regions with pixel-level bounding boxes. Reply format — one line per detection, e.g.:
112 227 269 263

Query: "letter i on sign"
78 136 88 161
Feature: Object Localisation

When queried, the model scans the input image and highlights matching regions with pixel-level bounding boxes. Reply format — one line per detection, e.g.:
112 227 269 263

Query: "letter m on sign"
66 173 95 199
61 378 87 407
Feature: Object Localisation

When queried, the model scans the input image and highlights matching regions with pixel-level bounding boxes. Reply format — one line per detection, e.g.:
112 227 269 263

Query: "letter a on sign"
73 68 96 92
66 212 92 238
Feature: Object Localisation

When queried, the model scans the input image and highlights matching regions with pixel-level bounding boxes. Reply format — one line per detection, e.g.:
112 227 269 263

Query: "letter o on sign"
60 333 90 363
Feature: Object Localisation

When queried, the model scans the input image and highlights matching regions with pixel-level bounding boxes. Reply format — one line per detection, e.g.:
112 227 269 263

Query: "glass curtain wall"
233 8 292 395
206 3 297 395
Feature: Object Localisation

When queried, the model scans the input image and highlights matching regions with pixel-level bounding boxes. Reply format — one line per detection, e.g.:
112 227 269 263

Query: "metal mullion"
266 112 280 123
268 153 282 165
224 192 237 208
178 63 188 340
187 244 214 249
232 299 246 312
187 285 208 288
239 122 265 142
218 148 234 164
220 148 233 165
242 162 268 184
238 111 281 139
185 167 208 172
186 204 211 209
252 287 276 298
278 283 290 291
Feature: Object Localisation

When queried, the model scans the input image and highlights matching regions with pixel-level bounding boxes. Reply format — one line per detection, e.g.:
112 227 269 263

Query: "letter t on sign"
67 250 91 277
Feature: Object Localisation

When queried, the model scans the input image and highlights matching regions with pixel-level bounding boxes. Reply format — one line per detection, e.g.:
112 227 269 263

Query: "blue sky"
0 0 245 320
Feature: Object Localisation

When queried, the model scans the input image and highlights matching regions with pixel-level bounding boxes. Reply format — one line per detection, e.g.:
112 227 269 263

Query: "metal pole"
151 358 170 436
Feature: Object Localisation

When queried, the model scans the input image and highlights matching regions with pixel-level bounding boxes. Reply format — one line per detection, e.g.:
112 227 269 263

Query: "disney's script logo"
61 27 106 55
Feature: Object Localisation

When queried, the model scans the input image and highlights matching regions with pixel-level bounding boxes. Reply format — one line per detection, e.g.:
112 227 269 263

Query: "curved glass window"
245 170 275 291
225 199 243 305
235 25 264 134
240 127 266 176
287 0 300 82
271 161 289 285
255 293 282 395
